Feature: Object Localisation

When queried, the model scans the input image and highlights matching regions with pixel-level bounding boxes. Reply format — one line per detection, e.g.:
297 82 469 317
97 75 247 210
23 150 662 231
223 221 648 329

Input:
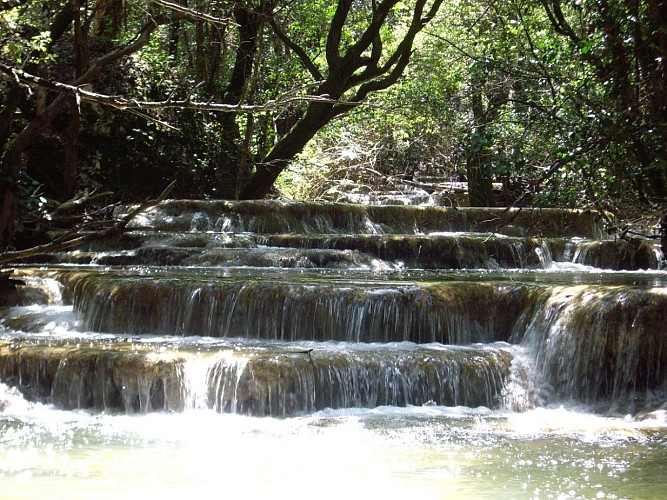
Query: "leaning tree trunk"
238 0 446 199
241 101 335 199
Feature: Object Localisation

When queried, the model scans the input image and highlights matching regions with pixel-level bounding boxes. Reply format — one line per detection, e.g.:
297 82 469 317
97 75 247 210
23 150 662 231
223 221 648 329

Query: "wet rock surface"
1 201 665 416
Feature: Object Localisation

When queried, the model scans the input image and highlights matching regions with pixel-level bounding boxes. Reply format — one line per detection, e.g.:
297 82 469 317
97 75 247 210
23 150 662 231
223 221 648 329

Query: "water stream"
1 201 665 498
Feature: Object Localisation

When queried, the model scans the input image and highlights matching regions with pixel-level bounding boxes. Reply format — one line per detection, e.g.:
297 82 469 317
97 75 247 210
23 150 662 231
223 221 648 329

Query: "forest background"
1 0 666 252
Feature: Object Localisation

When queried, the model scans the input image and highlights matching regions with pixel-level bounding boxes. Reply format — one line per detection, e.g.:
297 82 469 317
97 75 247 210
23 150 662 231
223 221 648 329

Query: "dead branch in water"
0 181 175 265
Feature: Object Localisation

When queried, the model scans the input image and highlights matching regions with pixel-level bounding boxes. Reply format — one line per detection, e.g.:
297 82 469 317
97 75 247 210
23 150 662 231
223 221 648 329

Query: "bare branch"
54 190 115 214
0 63 337 114
151 0 236 26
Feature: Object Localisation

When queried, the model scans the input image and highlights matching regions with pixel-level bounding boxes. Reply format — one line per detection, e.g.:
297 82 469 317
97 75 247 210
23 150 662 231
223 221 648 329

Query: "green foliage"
0 7 53 65
284 0 665 214
1 0 665 227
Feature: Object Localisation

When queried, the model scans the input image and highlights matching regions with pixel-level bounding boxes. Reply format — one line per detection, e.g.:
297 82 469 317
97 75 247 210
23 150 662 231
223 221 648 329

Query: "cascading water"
1 200 666 498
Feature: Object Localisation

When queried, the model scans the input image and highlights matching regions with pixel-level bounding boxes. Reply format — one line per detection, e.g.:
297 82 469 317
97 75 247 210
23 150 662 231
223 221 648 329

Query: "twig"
151 0 236 27
54 190 115 213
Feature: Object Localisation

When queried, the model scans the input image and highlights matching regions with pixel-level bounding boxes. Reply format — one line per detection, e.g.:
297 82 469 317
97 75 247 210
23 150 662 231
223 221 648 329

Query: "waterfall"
517 286 667 412
572 239 661 270
3 200 666 497
58 272 531 343
1 201 665 419
0 338 515 415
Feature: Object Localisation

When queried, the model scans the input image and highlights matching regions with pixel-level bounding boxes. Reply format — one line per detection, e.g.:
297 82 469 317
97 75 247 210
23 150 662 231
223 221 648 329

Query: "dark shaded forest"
1 0 666 252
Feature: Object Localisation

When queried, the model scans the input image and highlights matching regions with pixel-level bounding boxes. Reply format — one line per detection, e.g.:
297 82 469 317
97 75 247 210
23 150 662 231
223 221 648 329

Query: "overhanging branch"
0 63 338 114
270 18 323 81
151 0 236 26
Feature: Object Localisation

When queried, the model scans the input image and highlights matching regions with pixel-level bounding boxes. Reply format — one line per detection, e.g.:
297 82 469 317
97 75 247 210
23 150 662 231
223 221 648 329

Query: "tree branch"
348 0 444 93
270 18 323 81
326 0 351 66
381 0 443 73
0 63 336 114
75 11 187 85
151 0 236 26
0 181 175 265
539 0 581 43
342 0 396 66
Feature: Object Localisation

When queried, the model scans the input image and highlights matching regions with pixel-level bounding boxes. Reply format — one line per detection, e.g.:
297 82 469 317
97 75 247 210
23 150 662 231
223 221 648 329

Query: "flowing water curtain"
518 285 667 410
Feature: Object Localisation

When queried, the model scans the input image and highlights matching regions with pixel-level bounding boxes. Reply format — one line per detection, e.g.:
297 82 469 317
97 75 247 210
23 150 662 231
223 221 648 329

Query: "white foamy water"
2 263 666 499
1 388 665 499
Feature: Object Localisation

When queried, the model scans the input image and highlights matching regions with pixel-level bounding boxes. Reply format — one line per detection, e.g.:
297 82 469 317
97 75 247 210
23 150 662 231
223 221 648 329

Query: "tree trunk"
62 98 80 199
213 113 244 199
0 85 23 149
212 0 274 199
0 179 20 250
465 88 496 207
466 145 496 207
240 103 334 199
661 213 667 260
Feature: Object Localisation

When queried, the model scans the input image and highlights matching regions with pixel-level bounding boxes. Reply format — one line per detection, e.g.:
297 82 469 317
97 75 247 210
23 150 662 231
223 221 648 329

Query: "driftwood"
0 181 175 265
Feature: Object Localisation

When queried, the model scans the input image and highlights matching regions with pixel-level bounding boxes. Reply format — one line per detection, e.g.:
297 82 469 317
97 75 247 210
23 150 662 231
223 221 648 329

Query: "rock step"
0 339 513 416
119 200 604 238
